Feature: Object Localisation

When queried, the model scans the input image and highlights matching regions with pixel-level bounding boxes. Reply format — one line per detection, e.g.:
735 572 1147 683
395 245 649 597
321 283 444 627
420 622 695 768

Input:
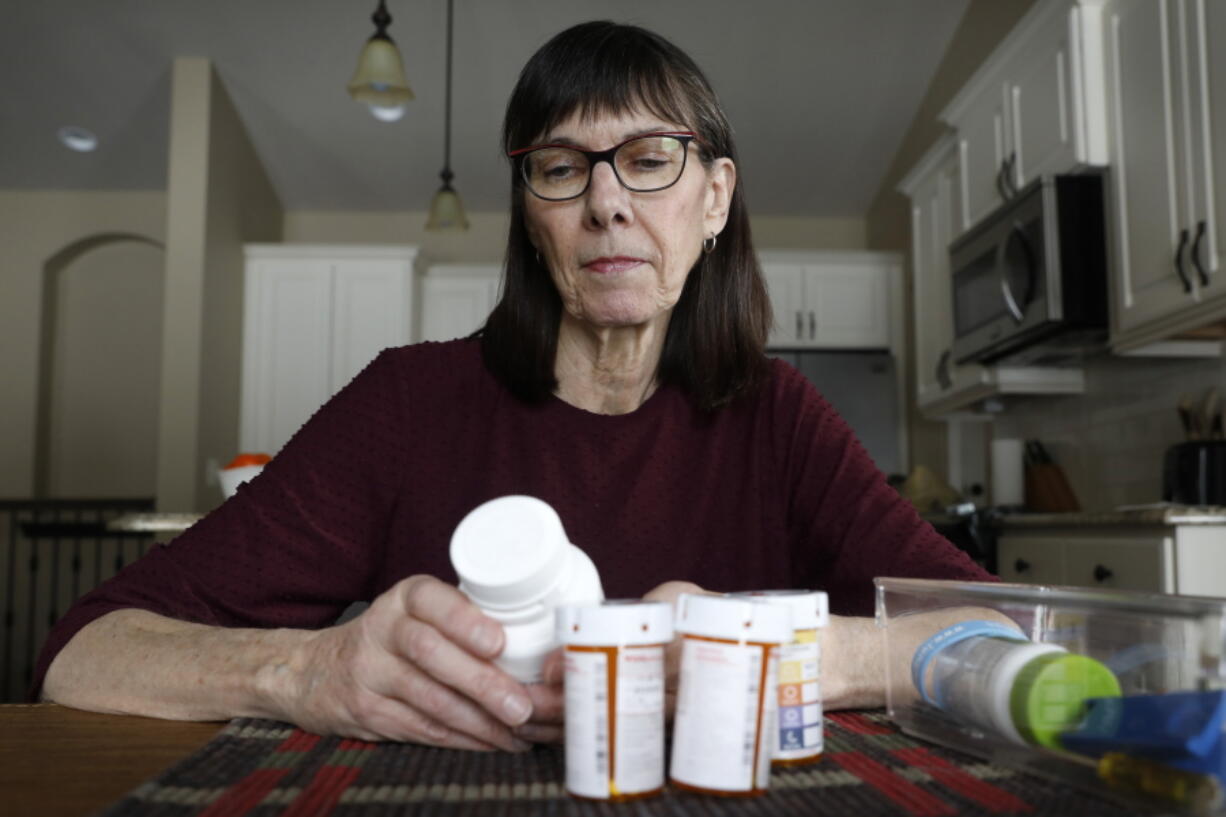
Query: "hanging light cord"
441 0 454 186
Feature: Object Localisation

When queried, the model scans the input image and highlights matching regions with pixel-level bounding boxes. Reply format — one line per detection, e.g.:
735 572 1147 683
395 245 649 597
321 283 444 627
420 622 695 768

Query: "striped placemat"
98 710 1140 816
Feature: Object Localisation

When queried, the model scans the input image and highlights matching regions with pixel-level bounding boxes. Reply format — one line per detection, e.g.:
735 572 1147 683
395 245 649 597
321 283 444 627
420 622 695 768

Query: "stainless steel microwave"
949 173 1109 366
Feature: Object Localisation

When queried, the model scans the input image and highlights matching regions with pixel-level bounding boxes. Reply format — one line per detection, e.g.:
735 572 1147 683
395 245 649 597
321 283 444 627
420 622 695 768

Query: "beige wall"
0 190 167 496
863 0 1038 480
285 210 866 256
157 58 282 512
46 241 165 496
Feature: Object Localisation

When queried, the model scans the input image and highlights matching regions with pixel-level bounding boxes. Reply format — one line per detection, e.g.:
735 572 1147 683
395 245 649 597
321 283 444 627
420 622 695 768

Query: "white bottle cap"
450 496 569 610
728 589 829 630
557 601 674 647
674 594 792 644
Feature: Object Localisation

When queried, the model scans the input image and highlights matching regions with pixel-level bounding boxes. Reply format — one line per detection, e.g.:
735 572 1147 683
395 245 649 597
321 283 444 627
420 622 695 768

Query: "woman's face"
522 108 735 332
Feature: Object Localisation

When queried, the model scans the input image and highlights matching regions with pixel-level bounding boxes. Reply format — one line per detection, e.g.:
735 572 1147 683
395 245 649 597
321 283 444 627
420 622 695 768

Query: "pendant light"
426 0 469 231
348 0 414 122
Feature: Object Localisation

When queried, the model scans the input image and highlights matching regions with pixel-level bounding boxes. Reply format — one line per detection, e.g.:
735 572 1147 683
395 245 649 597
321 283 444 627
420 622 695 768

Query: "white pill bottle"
669 593 792 796
731 589 829 765
449 495 604 682
557 601 673 801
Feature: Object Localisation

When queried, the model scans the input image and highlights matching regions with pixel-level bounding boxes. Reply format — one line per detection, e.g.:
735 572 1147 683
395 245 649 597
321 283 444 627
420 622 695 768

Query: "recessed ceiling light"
58 126 98 152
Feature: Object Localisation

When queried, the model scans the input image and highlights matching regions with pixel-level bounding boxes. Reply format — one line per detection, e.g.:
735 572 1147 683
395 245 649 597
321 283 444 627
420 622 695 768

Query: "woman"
36 22 992 751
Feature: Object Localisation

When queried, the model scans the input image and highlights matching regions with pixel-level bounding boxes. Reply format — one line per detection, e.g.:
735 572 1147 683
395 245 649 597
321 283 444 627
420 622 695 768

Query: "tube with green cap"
916 620 1121 748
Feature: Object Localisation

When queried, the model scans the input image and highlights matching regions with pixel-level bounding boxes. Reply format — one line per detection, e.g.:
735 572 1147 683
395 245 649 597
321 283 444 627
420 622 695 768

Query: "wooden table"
0 703 222 817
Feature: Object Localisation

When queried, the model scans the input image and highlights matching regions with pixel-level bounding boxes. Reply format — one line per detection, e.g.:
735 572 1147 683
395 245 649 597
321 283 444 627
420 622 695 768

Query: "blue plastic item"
1060 690 1226 778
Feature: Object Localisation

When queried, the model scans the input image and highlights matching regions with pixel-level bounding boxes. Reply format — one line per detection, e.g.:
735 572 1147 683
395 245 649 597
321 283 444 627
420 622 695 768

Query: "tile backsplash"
991 353 1223 511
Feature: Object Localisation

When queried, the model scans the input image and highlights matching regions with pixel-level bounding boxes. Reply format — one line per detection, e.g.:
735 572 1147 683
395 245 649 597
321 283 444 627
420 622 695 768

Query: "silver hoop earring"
703 235 717 254
535 250 543 267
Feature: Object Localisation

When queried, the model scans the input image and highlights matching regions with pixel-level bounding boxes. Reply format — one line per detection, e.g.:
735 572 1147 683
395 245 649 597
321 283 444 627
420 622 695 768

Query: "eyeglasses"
508 131 698 201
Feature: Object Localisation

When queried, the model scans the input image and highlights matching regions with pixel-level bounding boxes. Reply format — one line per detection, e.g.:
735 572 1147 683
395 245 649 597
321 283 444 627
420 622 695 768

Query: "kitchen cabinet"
941 0 1108 236
418 264 502 343
240 244 418 455
1104 0 1226 350
898 136 1087 417
759 251 896 349
997 524 1226 596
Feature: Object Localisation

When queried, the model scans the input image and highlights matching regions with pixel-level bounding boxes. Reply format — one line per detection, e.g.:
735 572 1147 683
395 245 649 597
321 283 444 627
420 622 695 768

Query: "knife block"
1024 462 1081 512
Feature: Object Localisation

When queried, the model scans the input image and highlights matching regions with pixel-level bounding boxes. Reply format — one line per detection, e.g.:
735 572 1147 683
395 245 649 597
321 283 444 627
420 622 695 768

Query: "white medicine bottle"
449 495 604 683
669 593 792 796
913 620 1121 748
557 601 673 801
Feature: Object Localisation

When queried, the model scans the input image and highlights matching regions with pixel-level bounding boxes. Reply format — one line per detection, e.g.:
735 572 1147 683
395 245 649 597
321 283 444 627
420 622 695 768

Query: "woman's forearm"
41 608 312 722
819 608 1022 710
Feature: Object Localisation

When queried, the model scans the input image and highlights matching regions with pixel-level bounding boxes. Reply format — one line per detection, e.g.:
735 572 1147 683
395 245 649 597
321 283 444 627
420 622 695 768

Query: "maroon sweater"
33 339 991 697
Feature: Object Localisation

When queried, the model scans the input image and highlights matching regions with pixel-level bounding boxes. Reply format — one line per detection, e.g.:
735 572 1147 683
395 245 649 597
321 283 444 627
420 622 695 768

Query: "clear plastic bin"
876 577 1226 815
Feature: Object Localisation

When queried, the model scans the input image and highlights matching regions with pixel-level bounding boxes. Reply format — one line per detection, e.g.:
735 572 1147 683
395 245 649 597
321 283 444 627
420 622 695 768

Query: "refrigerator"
770 350 902 477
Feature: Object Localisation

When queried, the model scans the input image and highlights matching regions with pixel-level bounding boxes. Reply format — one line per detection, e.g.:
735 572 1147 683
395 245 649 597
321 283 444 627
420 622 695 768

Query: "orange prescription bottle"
669 594 792 796
732 590 829 765
557 601 673 801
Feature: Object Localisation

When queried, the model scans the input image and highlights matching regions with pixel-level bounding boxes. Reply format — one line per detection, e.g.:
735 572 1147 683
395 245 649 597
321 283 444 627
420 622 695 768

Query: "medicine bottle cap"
449 495 569 610
557 601 674 647
674 594 792 644
728 589 829 630
1009 652 1122 749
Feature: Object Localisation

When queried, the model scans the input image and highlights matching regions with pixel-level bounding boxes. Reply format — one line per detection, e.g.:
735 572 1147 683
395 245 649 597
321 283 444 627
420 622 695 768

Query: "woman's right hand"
272 575 535 751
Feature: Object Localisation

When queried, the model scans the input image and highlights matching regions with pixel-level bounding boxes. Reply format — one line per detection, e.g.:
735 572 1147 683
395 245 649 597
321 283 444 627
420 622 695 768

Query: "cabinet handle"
1192 220 1209 288
809 311 816 340
1093 564 1114 583
1014 558 1030 573
996 153 1019 200
796 311 803 339
1174 228 1192 293
936 349 953 390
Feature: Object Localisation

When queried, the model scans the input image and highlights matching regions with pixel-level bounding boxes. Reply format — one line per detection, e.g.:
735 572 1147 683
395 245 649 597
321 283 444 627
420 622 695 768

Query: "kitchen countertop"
106 512 204 533
992 504 1226 527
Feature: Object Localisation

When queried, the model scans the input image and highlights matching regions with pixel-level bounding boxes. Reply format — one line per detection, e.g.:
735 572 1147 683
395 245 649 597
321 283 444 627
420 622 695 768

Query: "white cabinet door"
1104 0 1198 334
1007 3 1081 188
1063 536 1170 592
419 273 501 342
241 245 418 455
761 264 807 347
331 260 413 390
809 262 890 348
241 259 334 458
1188 0 1224 291
956 82 1010 233
909 143 988 409
997 535 1065 585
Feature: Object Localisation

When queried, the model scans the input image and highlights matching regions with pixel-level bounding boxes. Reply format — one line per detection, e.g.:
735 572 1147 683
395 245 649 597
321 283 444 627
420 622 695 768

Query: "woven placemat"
98 710 1142 816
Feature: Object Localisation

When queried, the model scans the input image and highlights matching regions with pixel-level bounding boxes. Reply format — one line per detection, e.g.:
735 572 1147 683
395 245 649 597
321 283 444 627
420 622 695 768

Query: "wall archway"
34 233 166 497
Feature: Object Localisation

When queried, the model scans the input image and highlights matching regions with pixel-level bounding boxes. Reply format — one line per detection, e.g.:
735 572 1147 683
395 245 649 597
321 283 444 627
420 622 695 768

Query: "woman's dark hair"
481 21 771 411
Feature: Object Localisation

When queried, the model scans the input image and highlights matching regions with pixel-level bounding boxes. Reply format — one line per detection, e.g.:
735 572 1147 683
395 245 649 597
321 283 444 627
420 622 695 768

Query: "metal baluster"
4 508 17 701
24 508 45 692
48 509 62 631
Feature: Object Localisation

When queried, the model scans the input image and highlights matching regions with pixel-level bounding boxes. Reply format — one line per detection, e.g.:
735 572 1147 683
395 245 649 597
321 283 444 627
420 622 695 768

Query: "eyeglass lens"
522 135 688 200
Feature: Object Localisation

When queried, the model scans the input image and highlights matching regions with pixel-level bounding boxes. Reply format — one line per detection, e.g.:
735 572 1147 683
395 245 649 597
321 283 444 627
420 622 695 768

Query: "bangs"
504 22 709 154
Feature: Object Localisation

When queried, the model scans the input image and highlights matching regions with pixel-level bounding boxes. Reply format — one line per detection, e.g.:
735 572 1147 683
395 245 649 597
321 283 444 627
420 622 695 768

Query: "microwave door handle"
998 221 1036 324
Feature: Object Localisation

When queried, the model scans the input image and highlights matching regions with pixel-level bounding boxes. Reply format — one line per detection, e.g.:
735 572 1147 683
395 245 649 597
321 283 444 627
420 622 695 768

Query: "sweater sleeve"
774 363 995 617
30 347 413 700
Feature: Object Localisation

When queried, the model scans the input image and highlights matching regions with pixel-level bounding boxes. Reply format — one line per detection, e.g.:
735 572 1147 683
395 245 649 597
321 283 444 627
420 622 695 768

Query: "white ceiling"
1 0 969 216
